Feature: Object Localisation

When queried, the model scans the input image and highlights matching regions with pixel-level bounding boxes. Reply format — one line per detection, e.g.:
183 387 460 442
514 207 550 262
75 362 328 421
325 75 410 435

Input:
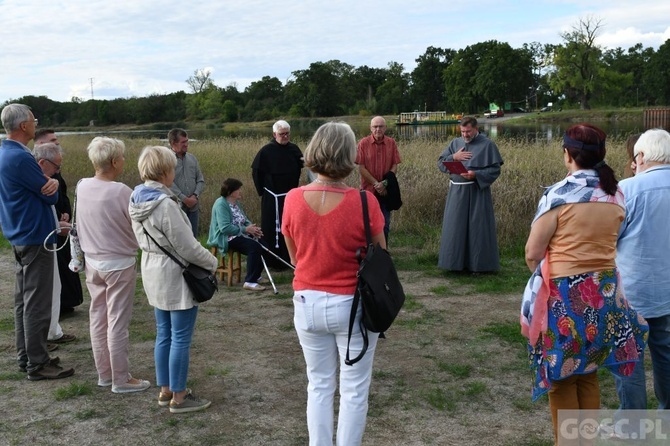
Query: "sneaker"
243 282 266 291
158 391 173 407
98 378 112 387
169 390 211 413
47 343 59 352
112 377 151 394
27 362 74 381
49 333 76 344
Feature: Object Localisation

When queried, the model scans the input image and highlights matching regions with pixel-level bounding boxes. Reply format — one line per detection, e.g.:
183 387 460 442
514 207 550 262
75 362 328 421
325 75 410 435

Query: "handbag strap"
344 190 372 366
142 225 186 269
360 190 373 247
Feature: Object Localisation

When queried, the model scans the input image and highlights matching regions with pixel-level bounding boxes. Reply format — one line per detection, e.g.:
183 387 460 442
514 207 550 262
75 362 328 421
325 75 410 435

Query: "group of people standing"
521 124 670 444
8 98 667 445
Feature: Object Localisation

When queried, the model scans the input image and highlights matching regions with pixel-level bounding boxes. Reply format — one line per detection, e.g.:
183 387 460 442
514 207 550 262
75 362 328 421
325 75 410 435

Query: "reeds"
56 134 630 251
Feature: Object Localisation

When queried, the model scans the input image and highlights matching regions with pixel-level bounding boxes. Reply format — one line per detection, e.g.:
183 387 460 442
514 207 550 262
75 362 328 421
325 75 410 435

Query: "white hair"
272 120 290 133
634 129 670 164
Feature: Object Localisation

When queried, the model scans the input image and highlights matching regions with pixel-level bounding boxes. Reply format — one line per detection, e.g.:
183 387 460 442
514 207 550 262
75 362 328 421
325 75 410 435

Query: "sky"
1 0 669 104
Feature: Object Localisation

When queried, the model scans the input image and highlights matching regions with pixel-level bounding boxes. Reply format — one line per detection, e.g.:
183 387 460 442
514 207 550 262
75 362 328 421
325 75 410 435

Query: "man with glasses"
0 103 75 380
252 120 303 268
615 129 670 413
33 141 79 350
356 116 402 243
34 130 84 318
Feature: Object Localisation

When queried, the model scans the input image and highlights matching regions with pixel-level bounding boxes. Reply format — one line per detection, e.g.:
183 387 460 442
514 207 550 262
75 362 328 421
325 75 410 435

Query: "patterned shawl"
520 170 625 345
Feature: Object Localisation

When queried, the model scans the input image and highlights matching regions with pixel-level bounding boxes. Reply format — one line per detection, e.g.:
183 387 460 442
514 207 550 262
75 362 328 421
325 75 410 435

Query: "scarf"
520 170 625 345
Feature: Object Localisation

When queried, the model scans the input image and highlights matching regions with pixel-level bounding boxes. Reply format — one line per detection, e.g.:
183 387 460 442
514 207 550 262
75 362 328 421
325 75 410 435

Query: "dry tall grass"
56 133 630 250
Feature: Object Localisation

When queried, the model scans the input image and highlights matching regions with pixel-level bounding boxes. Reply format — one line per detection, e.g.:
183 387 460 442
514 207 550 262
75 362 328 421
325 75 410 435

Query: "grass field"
0 128 640 445
53 130 631 256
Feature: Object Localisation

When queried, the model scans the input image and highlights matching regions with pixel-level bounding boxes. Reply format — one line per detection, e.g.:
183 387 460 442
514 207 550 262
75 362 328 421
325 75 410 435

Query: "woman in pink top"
76 137 150 394
282 122 385 446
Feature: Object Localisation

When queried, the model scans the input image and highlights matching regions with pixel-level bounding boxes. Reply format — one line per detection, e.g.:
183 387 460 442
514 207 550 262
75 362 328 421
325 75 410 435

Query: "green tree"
642 39 670 105
522 42 554 110
222 99 238 122
345 65 388 114
242 76 283 120
375 62 410 115
444 41 531 113
409 46 455 111
601 44 653 106
473 41 533 107
549 16 604 109
288 61 348 117
186 68 214 94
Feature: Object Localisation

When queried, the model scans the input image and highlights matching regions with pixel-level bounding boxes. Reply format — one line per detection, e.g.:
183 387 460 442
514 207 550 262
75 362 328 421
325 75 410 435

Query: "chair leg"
226 254 234 287
210 247 225 282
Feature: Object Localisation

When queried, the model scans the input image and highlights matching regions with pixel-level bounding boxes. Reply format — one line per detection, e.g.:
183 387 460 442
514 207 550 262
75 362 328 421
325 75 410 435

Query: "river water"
0 117 647 143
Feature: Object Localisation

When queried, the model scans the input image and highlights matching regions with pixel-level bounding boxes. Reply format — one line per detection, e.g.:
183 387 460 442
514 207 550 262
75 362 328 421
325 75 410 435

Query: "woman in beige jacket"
129 145 217 414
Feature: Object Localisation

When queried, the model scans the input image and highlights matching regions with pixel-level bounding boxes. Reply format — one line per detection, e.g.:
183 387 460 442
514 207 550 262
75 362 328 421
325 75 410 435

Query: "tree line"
5 18 670 128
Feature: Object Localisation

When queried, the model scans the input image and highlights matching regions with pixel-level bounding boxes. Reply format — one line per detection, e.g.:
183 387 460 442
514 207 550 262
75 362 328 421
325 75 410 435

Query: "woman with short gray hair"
282 122 386 445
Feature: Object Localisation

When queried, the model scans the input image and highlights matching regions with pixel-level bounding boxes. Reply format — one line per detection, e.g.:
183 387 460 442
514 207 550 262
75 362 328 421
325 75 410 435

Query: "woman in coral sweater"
282 122 385 446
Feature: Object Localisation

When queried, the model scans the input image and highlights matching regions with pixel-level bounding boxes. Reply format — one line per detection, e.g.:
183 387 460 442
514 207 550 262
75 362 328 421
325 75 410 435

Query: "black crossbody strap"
344 191 371 366
142 226 186 269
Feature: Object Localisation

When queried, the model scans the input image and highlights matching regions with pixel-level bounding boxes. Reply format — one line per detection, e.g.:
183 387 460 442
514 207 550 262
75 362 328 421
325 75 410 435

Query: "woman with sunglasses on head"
521 123 648 444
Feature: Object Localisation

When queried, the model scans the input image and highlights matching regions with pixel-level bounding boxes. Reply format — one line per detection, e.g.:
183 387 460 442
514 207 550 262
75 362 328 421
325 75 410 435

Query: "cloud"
2 0 668 103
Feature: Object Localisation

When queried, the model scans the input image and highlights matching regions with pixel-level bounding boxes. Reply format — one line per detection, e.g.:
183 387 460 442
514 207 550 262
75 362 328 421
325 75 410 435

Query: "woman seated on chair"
207 178 266 291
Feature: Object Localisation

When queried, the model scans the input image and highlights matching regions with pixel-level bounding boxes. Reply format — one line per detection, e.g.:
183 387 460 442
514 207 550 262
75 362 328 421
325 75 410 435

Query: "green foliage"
481 322 526 347
410 46 454 111
438 362 472 378
644 39 670 105
54 382 94 400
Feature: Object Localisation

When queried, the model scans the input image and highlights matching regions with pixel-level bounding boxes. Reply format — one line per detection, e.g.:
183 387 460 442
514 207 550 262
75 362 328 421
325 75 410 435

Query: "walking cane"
260 254 279 294
247 236 296 270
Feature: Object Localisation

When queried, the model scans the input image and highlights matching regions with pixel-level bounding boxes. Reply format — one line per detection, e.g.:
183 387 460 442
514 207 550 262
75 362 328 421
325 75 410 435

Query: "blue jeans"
293 290 379 446
154 306 198 393
183 208 199 238
375 197 391 244
615 314 670 410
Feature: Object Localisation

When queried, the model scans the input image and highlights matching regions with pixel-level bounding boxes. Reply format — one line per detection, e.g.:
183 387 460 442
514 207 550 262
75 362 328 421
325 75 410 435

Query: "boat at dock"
395 111 461 125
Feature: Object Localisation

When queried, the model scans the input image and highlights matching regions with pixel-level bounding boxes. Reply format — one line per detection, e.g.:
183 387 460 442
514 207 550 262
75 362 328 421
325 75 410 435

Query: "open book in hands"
442 161 468 175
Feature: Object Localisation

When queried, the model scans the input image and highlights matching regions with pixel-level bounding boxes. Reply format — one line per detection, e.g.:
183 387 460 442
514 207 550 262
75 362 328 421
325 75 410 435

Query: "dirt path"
0 249 552 445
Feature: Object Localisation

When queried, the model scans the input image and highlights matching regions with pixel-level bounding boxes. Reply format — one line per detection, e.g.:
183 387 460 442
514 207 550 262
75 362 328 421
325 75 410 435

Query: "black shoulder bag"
142 227 218 303
345 191 405 366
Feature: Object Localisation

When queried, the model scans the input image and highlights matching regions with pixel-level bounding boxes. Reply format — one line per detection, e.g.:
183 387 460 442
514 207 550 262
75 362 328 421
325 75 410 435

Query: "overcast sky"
1 0 668 104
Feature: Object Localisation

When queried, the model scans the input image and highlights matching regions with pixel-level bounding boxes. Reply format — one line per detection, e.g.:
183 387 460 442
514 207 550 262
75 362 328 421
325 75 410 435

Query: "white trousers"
293 290 379 446
48 248 64 341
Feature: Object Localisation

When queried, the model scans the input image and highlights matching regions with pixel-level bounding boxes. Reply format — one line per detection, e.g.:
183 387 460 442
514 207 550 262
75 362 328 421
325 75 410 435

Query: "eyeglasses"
23 118 38 125
277 132 290 137
45 158 61 171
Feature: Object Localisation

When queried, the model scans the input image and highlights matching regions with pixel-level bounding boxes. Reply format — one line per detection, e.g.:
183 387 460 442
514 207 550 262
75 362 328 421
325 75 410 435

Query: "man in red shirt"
355 116 401 243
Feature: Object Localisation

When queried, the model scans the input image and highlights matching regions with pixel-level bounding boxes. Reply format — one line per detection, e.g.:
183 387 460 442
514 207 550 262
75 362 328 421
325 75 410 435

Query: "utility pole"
89 78 94 100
